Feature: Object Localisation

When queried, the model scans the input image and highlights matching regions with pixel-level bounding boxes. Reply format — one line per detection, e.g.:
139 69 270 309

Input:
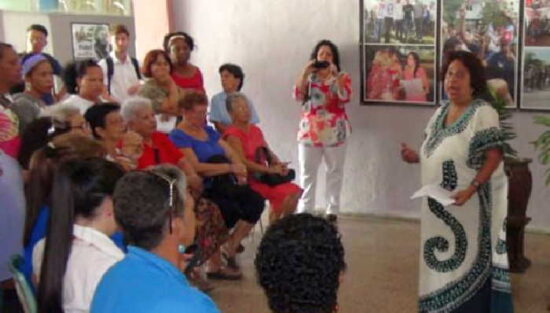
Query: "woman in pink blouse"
293 39 351 223
224 93 302 223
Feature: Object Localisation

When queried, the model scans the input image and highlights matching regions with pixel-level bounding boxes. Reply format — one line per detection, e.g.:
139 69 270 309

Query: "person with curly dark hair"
163 31 205 94
255 213 346 313
400 51 513 313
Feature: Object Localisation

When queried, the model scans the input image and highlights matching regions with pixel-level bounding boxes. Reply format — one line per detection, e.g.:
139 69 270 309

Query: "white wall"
172 0 550 231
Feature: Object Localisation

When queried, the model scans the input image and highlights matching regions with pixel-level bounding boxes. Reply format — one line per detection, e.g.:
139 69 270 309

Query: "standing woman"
293 40 351 222
163 32 205 94
11 54 54 133
401 51 513 313
401 51 429 102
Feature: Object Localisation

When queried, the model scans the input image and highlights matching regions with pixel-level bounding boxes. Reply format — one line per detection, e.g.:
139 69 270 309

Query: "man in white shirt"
98 24 141 104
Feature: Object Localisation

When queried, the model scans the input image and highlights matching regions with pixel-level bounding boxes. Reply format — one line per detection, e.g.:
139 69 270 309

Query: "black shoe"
326 214 338 223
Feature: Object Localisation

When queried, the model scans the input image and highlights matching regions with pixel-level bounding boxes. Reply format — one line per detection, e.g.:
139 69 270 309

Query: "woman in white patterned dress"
401 51 513 313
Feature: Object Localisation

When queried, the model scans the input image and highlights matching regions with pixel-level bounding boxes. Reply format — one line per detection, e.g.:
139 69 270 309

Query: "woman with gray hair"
224 92 302 223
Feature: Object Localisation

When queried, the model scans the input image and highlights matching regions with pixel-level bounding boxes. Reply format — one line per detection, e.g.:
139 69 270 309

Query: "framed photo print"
71 23 110 61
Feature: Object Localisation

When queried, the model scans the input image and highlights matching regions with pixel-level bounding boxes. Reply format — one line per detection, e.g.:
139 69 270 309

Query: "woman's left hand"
452 186 476 206
337 72 349 90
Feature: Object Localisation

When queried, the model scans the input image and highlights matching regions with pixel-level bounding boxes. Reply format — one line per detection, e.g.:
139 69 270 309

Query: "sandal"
221 245 240 270
206 266 242 280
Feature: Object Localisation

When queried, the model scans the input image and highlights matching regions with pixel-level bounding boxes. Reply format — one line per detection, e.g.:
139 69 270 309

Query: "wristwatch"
470 179 482 189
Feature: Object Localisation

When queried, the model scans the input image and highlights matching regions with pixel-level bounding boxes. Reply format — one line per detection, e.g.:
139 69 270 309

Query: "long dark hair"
407 52 421 78
309 39 341 72
37 158 123 313
23 134 105 247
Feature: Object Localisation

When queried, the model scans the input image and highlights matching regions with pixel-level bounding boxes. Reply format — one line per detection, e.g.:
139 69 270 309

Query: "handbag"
253 147 295 186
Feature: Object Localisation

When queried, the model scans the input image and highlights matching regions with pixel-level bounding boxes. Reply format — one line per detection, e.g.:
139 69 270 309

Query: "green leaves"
489 93 517 157
533 116 550 185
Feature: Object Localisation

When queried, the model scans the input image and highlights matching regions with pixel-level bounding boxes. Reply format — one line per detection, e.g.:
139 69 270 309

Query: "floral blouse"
293 72 352 147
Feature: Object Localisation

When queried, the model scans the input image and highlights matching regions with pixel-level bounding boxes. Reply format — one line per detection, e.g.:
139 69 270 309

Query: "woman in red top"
163 32 205 94
224 93 302 223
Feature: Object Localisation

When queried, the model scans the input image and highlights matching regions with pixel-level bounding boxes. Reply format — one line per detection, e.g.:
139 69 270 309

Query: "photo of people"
441 0 519 106
363 0 436 44
71 23 110 61
522 48 550 109
364 45 435 103
525 0 550 46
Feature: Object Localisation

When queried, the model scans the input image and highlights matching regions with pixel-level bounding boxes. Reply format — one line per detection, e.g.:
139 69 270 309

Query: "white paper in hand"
411 184 455 207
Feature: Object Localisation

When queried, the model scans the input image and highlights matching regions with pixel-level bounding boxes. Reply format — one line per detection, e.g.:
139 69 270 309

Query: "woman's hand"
302 60 316 77
400 143 420 163
452 186 476 206
121 131 143 159
268 163 286 175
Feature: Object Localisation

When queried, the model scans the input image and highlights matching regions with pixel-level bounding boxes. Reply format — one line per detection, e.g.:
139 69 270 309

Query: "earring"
177 244 186 254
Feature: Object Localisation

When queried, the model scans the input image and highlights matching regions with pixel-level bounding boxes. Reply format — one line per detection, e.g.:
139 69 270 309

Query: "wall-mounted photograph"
71 23 110 60
521 47 550 110
525 0 550 46
363 45 436 104
363 0 436 45
440 0 520 107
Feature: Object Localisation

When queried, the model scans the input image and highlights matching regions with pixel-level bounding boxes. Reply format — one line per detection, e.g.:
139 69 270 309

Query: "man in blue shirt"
91 168 219 313
208 63 260 133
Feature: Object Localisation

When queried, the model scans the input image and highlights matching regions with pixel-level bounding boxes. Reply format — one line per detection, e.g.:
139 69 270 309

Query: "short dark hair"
141 49 173 78
178 91 208 112
0 42 14 60
113 166 187 251
163 31 195 52
27 24 48 37
84 103 121 139
63 59 101 94
110 24 130 37
310 39 341 72
441 50 487 97
255 213 346 313
219 63 245 91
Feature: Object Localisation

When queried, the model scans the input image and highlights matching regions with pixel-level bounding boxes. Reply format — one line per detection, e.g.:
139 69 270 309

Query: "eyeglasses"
149 171 178 233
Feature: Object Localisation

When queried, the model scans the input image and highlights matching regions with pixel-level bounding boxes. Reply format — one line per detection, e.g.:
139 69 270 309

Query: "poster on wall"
521 1 550 110
440 0 520 108
71 23 110 61
361 0 438 105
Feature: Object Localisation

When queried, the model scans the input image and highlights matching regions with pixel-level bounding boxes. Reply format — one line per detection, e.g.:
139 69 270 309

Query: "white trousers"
297 143 347 215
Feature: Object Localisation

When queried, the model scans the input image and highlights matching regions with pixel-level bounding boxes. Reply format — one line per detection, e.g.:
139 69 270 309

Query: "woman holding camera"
293 39 352 223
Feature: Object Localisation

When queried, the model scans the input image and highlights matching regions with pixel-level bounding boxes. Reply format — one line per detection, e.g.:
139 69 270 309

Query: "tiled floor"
209 215 550 313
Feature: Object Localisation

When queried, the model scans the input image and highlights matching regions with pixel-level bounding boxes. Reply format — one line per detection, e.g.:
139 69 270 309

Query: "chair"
8 255 37 313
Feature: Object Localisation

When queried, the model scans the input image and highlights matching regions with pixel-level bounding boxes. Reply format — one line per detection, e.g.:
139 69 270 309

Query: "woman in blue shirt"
169 91 265 272
91 166 220 313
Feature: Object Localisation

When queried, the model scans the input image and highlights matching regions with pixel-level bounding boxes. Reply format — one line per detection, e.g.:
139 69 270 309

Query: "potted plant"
533 116 550 185
490 92 533 273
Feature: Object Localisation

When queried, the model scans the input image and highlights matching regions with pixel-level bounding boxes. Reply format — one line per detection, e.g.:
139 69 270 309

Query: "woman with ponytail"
33 158 125 313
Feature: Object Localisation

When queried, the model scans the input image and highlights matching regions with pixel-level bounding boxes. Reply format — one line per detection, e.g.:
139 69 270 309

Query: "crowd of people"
0 23 353 313
365 0 436 44
0 19 515 313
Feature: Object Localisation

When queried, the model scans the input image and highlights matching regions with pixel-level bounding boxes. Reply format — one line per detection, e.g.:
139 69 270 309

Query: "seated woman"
11 54 54 133
169 92 265 271
121 96 231 283
84 103 143 171
91 166 220 313
61 59 114 114
138 49 182 133
34 158 125 313
255 214 346 313
224 93 301 223
22 134 122 285
209 63 260 133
